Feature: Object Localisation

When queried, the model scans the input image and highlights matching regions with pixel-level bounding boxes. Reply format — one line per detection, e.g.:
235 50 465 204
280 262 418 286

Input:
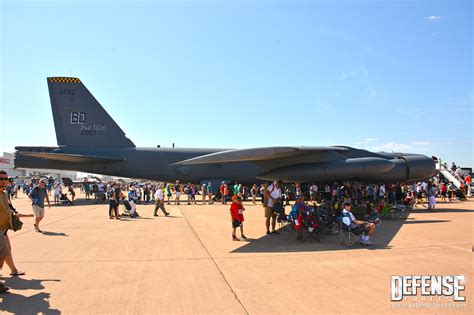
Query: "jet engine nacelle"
257 155 436 183
399 155 437 181
257 157 395 182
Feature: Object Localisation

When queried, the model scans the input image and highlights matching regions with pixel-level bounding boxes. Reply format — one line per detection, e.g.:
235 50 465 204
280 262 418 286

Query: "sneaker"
266 231 271 236
241 235 248 240
360 239 374 245
232 235 239 241
165 212 170 216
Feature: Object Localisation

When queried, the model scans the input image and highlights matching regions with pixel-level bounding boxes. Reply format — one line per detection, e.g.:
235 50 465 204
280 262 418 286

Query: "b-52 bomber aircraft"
15 77 436 184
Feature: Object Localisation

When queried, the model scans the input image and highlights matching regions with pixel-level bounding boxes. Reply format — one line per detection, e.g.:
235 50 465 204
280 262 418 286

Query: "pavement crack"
177 205 250 315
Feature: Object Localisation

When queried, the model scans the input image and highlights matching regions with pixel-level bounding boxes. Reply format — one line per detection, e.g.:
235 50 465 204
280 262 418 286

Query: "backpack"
31 187 40 205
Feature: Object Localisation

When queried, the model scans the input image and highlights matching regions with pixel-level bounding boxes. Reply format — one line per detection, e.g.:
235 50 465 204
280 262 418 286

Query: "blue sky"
1 0 473 166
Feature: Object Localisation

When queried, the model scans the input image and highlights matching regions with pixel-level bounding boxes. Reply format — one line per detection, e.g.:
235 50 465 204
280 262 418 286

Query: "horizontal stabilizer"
172 146 348 165
16 152 125 164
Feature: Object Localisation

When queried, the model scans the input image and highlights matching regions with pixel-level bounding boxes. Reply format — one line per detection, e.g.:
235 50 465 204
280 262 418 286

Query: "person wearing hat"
28 178 51 233
127 186 138 217
341 202 376 245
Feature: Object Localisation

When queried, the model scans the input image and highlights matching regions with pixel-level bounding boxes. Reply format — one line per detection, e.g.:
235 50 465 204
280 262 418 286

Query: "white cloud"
337 65 377 99
425 16 441 21
364 138 378 142
341 72 358 80
355 138 378 145
371 141 432 152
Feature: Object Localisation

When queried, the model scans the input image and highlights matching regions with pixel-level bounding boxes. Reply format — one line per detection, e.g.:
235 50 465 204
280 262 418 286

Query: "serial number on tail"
80 124 106 136
81 130 97 136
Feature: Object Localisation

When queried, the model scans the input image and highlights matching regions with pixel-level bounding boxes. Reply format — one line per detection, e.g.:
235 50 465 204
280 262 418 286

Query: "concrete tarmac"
1 193 472 314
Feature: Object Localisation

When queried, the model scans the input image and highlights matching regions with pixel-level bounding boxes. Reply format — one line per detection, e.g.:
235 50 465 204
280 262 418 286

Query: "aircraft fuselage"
15 146 436 184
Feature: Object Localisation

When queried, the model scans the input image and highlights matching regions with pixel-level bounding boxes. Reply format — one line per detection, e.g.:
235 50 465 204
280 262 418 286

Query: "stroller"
59 193 71 206
59 193 71 205
122 199 139 218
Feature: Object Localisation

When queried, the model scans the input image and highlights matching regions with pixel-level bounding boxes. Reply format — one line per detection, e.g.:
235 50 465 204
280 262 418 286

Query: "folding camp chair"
277 213 293 233
299 214 322 243
336 214 365 247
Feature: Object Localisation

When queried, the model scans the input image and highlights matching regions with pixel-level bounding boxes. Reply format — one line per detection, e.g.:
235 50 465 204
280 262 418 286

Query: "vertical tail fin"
47 77 135 147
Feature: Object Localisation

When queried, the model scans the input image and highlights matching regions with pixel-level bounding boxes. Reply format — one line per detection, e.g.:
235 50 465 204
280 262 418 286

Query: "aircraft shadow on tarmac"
230 210 459 254
402 220 451 224
231 219 404 253
0 278 61 314
41 231 69 237
412 208 473 213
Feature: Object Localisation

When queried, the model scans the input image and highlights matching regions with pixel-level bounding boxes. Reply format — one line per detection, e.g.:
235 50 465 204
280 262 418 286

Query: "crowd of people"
1 160 472 293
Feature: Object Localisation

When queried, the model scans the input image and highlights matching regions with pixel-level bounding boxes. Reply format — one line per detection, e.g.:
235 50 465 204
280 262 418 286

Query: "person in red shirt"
230 195 246 241
440 183 447 202
220 181 226 204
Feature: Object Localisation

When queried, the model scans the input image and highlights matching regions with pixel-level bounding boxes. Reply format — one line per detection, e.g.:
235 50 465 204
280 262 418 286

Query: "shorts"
32 205 45 217
175 192 181 198
264 206 275 218
0 231 10 257
351 224 368 234
232 220 241 228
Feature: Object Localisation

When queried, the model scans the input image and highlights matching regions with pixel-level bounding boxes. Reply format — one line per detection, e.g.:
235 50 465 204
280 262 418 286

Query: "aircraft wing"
16 152 125 164
172 146 349 166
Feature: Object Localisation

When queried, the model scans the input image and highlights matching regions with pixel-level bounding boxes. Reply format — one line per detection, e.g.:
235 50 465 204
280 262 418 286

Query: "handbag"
10 212 23 232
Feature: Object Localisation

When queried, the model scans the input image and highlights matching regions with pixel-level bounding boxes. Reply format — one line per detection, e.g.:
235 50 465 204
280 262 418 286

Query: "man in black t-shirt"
109 184 123 219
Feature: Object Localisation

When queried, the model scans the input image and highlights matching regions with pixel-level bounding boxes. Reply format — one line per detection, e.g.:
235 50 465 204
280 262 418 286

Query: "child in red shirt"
230 195 246 241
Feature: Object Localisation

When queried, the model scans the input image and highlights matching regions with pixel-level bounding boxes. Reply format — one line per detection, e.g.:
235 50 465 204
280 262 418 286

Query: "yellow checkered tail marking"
48 77 81 83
